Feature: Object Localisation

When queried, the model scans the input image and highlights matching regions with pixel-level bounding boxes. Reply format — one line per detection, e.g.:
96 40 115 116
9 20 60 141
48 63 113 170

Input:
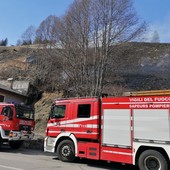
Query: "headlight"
9 132 18 137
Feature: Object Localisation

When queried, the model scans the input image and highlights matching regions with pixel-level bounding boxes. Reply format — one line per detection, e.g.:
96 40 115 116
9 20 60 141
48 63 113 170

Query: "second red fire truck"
0 103 35 148
44 90 170 170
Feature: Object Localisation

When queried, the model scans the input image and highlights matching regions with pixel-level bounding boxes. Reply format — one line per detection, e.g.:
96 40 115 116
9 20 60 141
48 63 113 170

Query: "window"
51 105 66 118
2 107 13 118
0 95 4 102
77 104 91 118
16 105 34 120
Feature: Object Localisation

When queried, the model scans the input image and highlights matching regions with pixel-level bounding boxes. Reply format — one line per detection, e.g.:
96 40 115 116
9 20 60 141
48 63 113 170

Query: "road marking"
0 165 24 170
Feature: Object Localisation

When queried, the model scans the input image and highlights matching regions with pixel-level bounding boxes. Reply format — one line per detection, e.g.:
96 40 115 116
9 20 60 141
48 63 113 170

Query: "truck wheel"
57 140 75 162
9 141 23 149
138 150 168 170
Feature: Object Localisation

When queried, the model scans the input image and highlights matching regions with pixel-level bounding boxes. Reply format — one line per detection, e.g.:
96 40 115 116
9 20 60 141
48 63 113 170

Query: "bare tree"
35 15 61 45
32 16 63 91
36 0 147 96
21 25 36 45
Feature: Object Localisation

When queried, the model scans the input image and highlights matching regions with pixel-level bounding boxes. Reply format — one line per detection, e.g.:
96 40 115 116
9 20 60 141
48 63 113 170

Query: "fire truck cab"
0 103 35 148
44 90 170 170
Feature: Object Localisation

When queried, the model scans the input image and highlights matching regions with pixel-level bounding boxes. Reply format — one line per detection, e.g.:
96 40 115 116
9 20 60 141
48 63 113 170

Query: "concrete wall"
0 90 26 104
0 80 29 95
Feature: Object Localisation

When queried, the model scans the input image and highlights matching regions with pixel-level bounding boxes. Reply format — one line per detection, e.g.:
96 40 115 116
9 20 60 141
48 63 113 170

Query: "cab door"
72 100 99 140
47 103 69 137
0 106 14 131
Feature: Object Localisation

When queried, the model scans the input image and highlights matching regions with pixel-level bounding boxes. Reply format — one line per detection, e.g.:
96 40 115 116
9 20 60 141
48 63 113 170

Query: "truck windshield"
51 105 66 118
15 105 34 120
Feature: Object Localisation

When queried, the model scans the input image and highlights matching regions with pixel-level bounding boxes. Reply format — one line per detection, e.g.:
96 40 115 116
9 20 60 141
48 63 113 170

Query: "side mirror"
48 114 51 120
48 111 53 120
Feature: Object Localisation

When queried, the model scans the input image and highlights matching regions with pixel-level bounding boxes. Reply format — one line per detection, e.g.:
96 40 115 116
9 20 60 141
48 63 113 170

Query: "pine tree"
0 38 8 46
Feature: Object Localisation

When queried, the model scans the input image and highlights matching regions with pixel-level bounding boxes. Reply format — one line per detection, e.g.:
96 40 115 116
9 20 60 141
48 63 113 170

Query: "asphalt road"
0 146 139 170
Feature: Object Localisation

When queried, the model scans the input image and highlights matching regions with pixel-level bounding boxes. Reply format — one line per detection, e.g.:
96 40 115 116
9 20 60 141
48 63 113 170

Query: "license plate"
22 131 28 135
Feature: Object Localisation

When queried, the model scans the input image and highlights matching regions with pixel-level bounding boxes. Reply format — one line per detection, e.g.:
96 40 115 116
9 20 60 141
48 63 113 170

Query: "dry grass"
34 92 63 136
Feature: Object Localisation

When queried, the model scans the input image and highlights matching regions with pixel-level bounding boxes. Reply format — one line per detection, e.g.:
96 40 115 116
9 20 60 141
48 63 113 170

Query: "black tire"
138 150 168 170
57 140 75 162
9 141 23 149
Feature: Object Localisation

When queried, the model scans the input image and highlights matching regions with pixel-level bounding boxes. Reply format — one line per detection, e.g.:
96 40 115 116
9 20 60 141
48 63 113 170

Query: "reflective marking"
47 115 98 127
51 124 98 128
48 130 98 134
103 150 132 156
103 102 170 104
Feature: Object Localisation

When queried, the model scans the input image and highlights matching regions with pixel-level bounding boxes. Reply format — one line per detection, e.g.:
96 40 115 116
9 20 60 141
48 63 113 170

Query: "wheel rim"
61 145 71 157
144 156 161 170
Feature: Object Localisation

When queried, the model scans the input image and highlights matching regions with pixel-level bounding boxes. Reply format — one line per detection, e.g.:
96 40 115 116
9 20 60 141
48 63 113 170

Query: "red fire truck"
0 103 35 149
44 90 170 170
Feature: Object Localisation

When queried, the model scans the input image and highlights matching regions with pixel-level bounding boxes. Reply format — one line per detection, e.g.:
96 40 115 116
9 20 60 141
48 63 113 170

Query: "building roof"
0 84 27 97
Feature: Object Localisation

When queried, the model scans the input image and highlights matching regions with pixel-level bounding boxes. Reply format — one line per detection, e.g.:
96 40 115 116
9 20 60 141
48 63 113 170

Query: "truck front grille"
19 125 31 131
5 130 10 136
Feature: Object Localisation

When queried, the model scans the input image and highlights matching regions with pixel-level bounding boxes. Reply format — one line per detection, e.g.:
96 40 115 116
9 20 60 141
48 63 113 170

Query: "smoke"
140 53 170 75
144 13 170 43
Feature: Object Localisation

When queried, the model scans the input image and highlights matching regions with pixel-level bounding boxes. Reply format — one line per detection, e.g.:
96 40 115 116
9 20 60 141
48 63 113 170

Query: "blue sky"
0 0 170 45
0 0 74 45
134 0 170 43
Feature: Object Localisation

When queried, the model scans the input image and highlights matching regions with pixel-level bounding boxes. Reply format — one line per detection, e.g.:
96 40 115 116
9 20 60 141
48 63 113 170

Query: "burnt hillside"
114 42 170 75
110 42 170 91
0 42 170 91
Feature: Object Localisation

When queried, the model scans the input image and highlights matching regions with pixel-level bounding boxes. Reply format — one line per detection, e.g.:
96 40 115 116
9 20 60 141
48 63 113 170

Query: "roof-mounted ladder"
123 90 170 96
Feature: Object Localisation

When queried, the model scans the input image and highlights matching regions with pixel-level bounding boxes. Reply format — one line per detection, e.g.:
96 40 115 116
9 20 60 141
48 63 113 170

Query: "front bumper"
8 131 34 141
44 136 56 153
